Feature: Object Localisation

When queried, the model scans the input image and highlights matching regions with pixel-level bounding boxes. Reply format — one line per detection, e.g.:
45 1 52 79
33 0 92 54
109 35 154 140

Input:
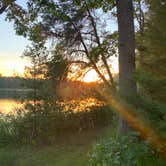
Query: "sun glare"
82 69 100 83
0 57 30 77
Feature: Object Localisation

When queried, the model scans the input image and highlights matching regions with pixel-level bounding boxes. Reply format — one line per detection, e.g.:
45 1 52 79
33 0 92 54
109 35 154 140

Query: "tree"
136 0 166 103
116 0 137 134
3 0 139 135
4 0 118 88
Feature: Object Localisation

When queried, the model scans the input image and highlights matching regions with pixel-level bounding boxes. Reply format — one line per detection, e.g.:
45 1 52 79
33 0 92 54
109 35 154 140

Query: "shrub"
0 114 18 147
88 133 163 166
0 103 114 146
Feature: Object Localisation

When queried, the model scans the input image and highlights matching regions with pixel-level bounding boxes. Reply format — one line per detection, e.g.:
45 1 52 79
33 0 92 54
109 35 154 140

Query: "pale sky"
0 12 30 76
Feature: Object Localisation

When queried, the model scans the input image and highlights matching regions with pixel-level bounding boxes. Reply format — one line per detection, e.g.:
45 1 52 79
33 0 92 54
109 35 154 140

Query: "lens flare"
97 90 166 159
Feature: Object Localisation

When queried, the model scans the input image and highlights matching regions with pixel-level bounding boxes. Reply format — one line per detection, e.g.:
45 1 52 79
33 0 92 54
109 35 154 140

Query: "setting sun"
82 69 100 83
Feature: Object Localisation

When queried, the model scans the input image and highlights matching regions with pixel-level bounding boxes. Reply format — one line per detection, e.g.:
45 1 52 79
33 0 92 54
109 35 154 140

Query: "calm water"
0 99 23 114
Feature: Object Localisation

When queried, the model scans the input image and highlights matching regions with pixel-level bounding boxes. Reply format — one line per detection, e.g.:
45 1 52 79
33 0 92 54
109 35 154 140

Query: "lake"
0 99 23 114
0 88 31 99
0 88 31 114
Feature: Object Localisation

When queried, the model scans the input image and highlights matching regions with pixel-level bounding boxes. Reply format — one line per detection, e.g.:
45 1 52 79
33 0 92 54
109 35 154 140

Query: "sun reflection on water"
0 97 104 114
0 99 23 114
57 98 105 112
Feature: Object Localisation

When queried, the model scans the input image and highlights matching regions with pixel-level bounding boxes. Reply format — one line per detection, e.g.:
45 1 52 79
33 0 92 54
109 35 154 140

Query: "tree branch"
68 60 89 66
72 22 111 87
0 5 7 14
0 0 16 15
86 5 115 88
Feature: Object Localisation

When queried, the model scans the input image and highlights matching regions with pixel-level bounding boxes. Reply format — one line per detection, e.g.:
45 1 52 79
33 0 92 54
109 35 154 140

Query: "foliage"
136 0 166 103
0 0 165 164
88 133 165 166
4 0 118 87
46 44 70 81
0 114 18 146
131 95 166 136
8 27 115 145
133 0 166 141
0 103 114 146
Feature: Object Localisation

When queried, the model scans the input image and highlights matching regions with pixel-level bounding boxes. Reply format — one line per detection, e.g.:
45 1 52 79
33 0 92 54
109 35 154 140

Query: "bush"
88 133 165 166
0 114 18 147
0 103 114 146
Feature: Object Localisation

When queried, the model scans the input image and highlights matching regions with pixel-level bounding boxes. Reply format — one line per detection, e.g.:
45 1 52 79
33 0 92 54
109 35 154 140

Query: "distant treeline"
0 77 100 99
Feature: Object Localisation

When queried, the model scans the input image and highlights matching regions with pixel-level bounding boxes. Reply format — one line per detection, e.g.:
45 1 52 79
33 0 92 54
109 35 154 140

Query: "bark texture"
116 0 137 134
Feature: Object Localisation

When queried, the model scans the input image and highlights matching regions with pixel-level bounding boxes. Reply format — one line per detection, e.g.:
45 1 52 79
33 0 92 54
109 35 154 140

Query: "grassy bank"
0 128 111 166
0 126 166 166
0 144 88 166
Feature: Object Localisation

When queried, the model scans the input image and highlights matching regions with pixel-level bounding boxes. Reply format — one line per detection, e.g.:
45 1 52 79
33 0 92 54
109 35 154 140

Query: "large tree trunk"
116 0 137 134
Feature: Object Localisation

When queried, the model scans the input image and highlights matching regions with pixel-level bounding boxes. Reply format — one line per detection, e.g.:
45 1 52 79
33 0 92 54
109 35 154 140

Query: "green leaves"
29 24 46 42
136 0 166 103
88 133 152 166
45 44 69 81
89 47 101 62
84 0 116 11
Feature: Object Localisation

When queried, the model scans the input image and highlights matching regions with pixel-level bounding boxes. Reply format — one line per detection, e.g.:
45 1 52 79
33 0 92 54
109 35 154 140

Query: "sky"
0 13 30 77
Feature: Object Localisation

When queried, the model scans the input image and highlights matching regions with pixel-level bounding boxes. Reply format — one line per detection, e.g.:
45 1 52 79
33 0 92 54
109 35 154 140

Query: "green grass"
0 127 166 166
0 149 16 166
0 128 109 166
137 156 166 166
14 145 88 166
